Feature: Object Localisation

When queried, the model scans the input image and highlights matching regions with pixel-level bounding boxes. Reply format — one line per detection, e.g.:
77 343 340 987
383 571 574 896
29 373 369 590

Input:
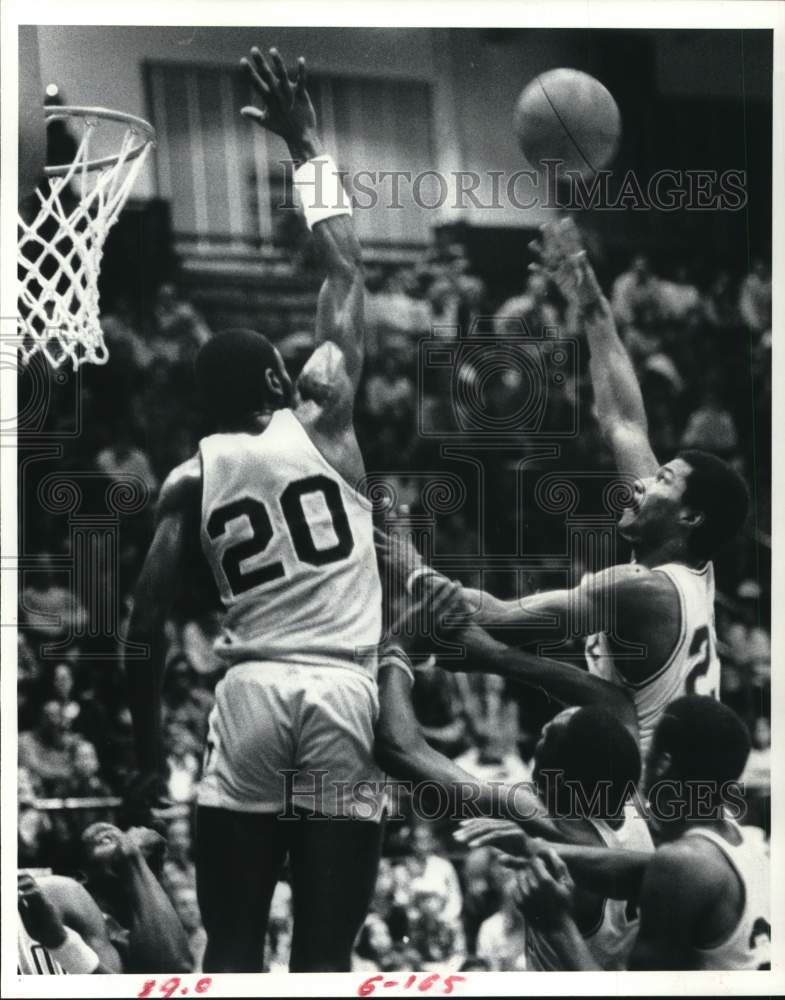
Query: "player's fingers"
295 56 307 94
269 47 292 95
496 851 526 869
544 846 570 881
250 47 277 91
240 57 271 97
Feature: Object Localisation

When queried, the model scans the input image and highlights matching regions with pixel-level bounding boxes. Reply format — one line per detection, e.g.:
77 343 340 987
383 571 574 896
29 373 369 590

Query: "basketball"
514 68 621 177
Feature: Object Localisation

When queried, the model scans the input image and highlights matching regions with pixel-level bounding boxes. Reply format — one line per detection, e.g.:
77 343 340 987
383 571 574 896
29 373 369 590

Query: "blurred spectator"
151 282 212 363
703 270 738 331
353 914 396 972
475 871 527 971
49 662 81 728
742 716 771 793
460 846 501 955
172 885 207 970
96 429 159 495
659 264 701 322
610 254 662 327
165 725 202 804
162 655 214 747
19 701 79 797
21 554 88 642
18 767 55 867
162 817 197 895
411 658 469 759
265 881 293 972
681 387 740 457
495 271 559 335
404 824 463 925
738 257 772 333
66 740 112 798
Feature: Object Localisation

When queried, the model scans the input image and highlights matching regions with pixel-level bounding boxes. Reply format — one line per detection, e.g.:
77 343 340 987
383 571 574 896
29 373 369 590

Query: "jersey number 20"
206 474 354 597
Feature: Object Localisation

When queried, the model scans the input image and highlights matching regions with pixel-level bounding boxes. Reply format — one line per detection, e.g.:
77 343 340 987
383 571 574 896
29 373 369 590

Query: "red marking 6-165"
358 973 466 996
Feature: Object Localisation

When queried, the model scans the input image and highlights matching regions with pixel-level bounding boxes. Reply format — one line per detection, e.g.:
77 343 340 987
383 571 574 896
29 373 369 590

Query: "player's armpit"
296 338 355 425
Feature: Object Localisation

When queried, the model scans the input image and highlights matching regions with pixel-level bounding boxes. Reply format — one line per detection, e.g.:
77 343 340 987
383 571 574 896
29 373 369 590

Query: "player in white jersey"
126 44 384 972
512 696 769 971
459 219 748 752
369 581 652 973
17 870 122 974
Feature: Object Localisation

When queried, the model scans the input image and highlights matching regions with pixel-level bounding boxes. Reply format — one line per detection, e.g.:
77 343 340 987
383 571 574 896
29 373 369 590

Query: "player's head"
81 823 166 880
643 695 751 839
195 329 293 430
617 451 748 561
533 706 641 820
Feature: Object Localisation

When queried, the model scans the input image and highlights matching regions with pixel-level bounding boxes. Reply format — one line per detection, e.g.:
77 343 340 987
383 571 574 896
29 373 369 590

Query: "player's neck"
632 538 703 570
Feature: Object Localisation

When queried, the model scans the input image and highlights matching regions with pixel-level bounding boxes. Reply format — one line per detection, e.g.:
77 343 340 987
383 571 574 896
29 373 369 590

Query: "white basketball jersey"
586 561 719 755
684 824 770 970
199 408 382 677
17 923 65 975
526 802 654 971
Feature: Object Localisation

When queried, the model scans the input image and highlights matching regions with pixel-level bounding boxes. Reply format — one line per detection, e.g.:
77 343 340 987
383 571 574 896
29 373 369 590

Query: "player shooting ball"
126 45 385 972
461 218 749 753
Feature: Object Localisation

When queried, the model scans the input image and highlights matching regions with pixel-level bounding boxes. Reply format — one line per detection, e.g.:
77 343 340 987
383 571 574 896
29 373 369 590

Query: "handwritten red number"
442 976 466 995
403 975 417 989
358 975 383 997
138 982 157 999
419 974 440 992
159 979 181 999
195 979 212 994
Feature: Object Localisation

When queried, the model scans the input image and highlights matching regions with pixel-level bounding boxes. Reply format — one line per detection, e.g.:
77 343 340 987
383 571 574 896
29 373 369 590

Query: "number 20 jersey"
585 560 720 756
199 408 382 678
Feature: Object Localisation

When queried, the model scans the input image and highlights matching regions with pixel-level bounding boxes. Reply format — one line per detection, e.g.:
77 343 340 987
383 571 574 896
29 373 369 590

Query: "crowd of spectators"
17 227 771 971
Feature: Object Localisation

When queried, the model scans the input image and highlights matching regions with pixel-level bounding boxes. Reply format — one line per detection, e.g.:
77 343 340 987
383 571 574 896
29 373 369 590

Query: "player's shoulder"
157 454 202 519
645 838 727 902
583 562 675 600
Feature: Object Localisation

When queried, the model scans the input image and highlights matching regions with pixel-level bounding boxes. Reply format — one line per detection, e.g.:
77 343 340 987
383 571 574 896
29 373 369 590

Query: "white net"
17 108 155 370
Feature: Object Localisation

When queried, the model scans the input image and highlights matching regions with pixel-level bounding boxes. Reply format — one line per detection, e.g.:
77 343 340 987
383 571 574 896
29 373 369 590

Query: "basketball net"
17 107 156 370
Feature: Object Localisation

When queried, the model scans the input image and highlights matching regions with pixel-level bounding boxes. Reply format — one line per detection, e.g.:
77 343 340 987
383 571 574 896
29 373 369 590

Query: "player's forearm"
550 843 649 899
463 587 568 631
457 627 638 733
584 299 649 437
541 915 601 971
120 850 193 972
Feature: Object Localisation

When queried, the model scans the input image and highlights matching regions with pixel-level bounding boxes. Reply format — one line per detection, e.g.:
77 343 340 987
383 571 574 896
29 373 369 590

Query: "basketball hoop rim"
43 105 157 176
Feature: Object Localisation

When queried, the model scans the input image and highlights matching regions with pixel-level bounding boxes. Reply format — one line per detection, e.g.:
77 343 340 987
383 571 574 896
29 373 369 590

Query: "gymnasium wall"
34 26 772 245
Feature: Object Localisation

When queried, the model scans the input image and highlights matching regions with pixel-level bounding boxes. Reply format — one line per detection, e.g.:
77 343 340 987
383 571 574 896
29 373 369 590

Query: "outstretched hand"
529 217 604 309
240 46 317 147
511 850 576 928
454 817 531 856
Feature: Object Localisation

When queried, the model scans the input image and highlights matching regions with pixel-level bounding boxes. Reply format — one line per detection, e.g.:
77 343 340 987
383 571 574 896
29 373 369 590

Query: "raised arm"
241 46 364 424
533 219 659 479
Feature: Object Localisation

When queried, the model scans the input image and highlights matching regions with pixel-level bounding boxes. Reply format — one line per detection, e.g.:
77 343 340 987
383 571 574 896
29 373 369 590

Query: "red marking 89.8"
137 976 212 998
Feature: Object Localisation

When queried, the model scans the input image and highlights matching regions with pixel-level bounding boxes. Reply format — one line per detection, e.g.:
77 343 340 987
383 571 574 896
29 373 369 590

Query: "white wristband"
293 155 352 230
50 927 100 974
405 567 442 595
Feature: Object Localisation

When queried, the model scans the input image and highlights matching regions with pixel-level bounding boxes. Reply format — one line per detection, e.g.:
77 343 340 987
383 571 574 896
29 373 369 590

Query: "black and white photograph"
1 2 782 995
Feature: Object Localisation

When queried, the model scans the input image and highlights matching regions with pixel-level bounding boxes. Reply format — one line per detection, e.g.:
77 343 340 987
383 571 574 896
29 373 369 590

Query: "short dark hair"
677 449 749 559
654 695 750 785
195 329 282 428
559 707 641 818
